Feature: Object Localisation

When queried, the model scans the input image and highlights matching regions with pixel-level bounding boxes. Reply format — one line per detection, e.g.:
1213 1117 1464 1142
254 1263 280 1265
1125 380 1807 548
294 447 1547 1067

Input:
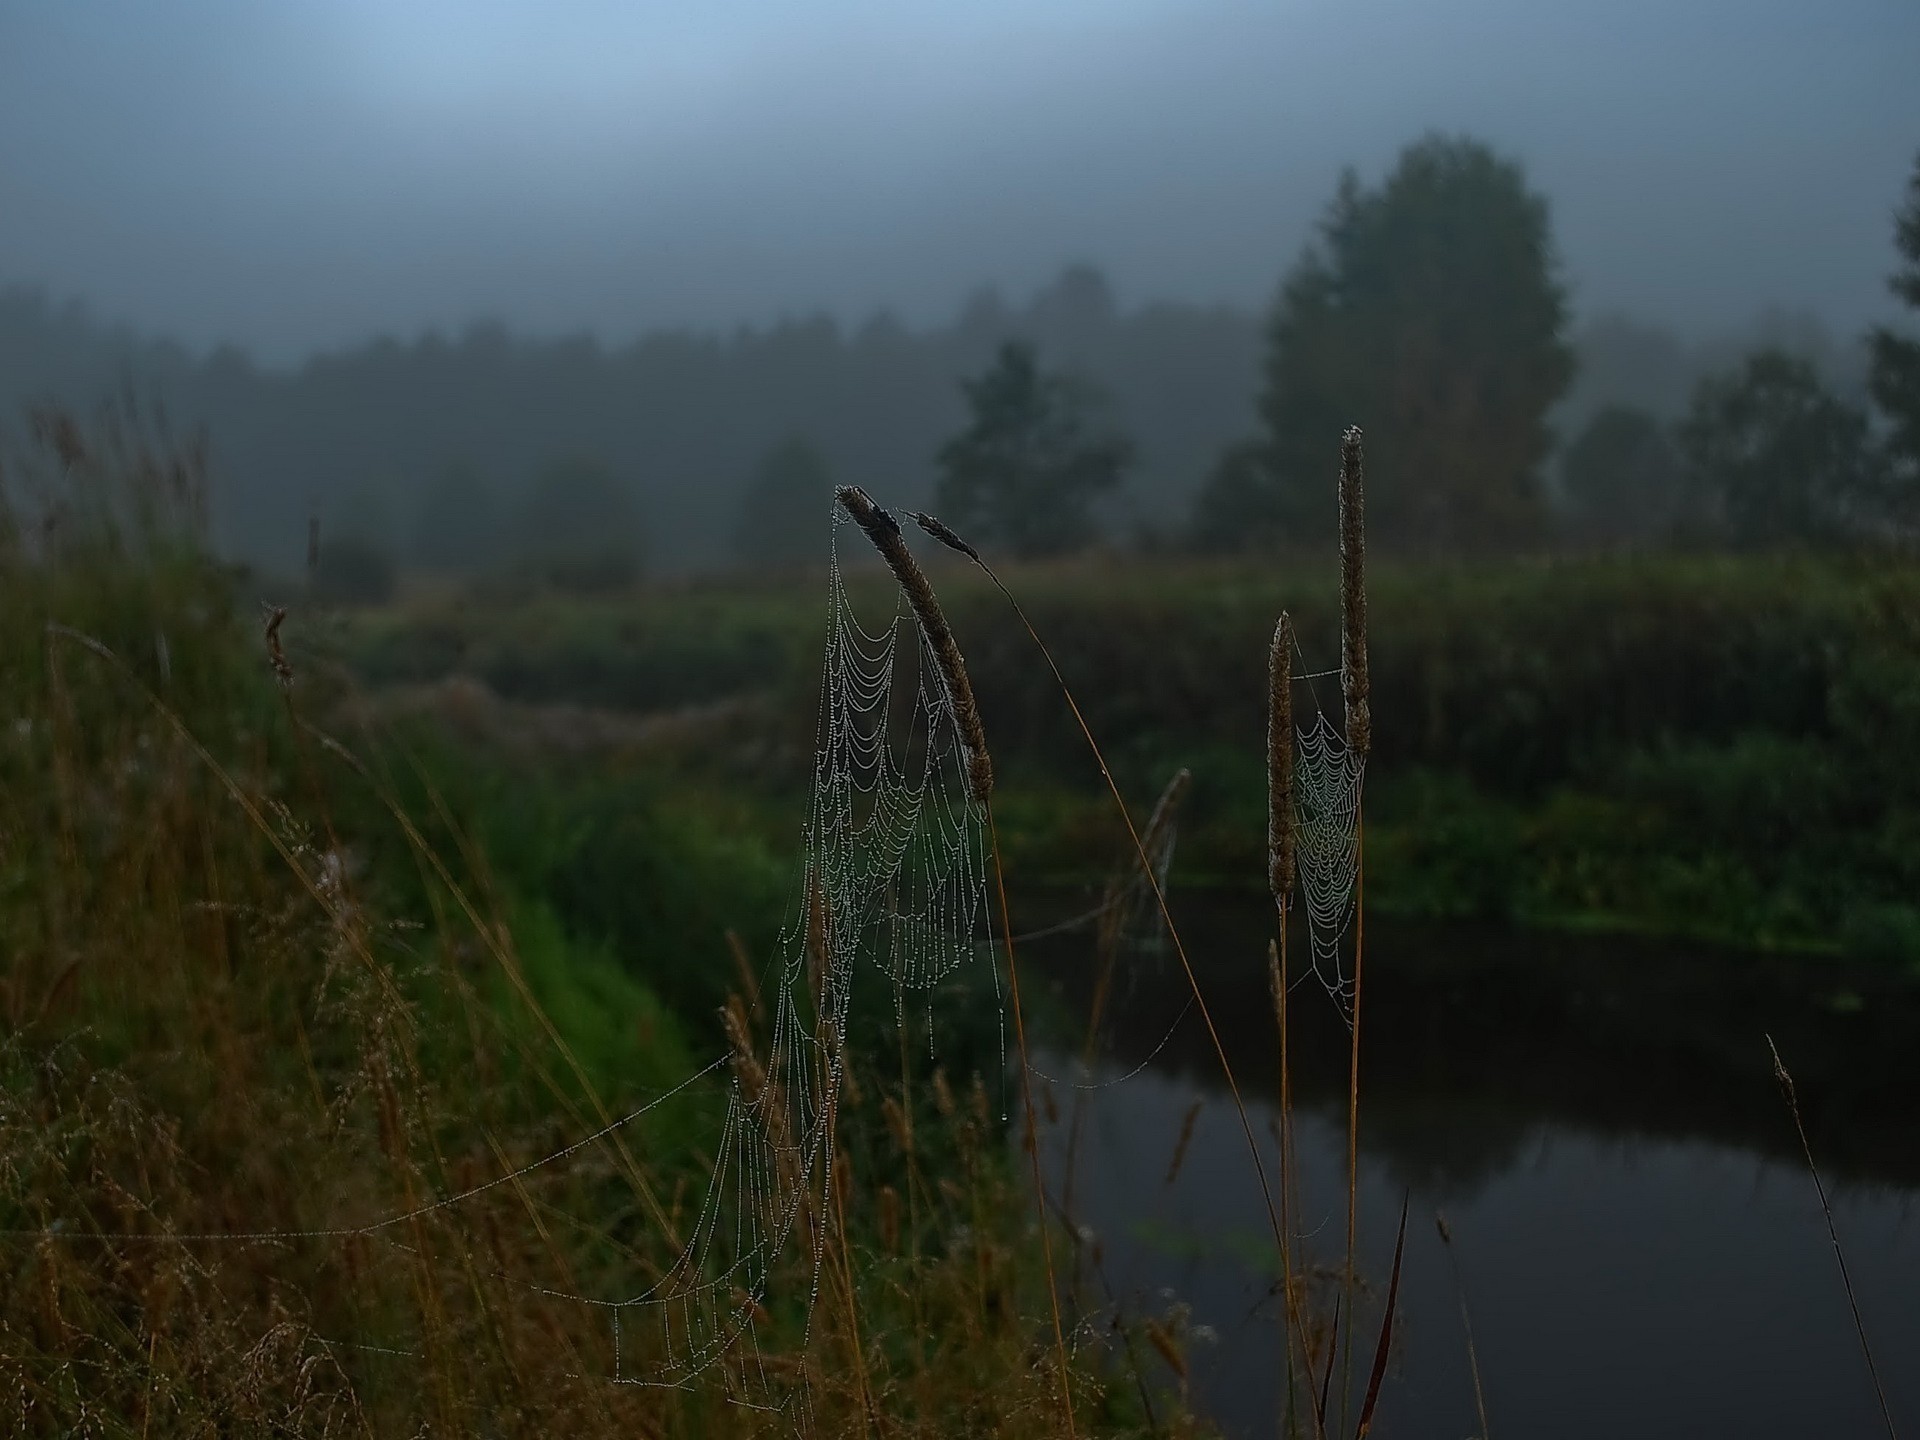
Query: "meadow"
2 408 1914 1436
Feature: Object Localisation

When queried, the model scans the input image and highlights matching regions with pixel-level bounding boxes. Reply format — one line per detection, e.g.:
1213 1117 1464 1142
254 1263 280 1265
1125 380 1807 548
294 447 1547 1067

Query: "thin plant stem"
989 807 1078 1440
1272 926 1316 1439
1768 1035 1897 1439
1341 826 1365 1437
971 572 1289 1266
1435 1213 1491 1440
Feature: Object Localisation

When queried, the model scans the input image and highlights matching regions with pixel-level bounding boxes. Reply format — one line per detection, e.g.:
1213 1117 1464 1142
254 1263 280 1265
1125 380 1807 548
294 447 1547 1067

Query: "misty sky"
2 0 1916 363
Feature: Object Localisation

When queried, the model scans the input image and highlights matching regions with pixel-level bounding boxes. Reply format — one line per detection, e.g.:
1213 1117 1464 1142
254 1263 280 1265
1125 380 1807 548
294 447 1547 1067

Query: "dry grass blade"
1767 1035 1898 1439
1355 1191 1409 1439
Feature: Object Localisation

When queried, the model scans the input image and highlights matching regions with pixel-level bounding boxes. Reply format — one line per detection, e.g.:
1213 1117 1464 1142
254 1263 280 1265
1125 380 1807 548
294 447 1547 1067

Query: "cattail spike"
837 486 993 803
1269 613 1296 910
1338 427 1370 757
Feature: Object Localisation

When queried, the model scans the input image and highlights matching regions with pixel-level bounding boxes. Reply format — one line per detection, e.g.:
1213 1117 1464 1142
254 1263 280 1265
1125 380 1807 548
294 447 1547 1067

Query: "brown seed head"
263 606 293 690
905 509 982 564
837 485 993 803
1268 613 1295 909
721 995 764 1101
1339 426 1371 757
1144 1317 1188 1382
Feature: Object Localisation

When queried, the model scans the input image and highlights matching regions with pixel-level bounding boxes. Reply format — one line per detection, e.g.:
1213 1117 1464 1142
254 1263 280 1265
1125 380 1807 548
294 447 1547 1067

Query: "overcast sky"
2 0 1916 363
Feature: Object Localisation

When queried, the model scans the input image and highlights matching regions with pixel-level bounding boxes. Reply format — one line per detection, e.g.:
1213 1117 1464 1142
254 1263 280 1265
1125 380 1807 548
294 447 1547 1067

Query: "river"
1018 897 1920 1438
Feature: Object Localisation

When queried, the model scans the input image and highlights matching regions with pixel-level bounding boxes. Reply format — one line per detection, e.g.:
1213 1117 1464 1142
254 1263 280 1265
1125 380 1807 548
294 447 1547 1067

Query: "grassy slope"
0 431 1174 1434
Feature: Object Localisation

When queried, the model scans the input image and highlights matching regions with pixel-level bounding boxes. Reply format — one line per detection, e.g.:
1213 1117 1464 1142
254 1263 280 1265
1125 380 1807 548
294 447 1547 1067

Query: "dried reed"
1269 613 1296 913
837 486 992 804
1339 427 1370 758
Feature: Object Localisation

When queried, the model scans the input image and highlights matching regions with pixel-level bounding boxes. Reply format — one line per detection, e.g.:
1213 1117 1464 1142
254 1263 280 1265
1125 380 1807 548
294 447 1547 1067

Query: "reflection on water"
1021 897 1920 1438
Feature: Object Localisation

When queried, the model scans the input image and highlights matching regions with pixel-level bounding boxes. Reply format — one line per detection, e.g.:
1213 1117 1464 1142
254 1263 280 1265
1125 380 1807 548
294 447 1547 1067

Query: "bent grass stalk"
837 485 1075 1439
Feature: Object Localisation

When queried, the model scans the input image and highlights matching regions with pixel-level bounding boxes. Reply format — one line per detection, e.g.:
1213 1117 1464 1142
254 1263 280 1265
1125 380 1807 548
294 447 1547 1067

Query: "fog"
3 0 1916 362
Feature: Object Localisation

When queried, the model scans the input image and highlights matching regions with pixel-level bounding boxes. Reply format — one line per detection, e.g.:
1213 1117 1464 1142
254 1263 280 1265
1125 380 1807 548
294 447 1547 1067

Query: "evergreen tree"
1678 350 1875 547
1196 134 1573 551
1869 149 1920 498
933 341 1131 558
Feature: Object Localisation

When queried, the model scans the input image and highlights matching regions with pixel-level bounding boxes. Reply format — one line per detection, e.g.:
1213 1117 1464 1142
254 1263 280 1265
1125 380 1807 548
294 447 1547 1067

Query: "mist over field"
3 0 1917 572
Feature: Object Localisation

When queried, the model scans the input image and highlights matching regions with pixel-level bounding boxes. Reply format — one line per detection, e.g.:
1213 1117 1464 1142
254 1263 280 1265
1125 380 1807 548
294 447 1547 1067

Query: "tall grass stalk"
1338 426 1369 1436
837 486 1076 1438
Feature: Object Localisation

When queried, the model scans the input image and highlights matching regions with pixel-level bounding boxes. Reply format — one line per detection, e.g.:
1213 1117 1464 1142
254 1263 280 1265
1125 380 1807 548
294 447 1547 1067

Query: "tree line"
954 135 1919 560
3 132 1915 587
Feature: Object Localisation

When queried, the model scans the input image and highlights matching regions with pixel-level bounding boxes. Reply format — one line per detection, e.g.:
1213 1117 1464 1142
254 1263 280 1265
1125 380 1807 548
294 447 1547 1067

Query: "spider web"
5 505 1001 1423
592 502 999 1402
1282 637 1374 1021
1292 692 1366 1019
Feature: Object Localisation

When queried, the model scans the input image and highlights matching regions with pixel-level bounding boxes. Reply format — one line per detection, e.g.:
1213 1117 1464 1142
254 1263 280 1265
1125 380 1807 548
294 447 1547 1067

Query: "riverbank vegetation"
0 412 1184 1435
337 545 1920 961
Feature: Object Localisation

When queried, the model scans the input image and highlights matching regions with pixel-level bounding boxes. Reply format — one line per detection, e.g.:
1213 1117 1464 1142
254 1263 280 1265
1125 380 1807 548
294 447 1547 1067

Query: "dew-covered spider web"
1291 670 1367 1020
6 502 1004 1424
582 501 1001 1403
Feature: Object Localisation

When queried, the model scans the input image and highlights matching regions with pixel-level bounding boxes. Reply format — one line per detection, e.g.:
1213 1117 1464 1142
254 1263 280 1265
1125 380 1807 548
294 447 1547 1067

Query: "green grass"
334 547 1920 960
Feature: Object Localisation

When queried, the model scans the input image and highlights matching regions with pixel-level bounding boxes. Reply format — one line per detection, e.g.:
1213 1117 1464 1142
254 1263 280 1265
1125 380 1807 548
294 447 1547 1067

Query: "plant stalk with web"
1337 425 1370 1437
836 484 1076 1439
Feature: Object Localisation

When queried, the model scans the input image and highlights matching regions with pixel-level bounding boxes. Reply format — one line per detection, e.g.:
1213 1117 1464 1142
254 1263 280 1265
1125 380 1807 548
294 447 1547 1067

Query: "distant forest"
0 265 1875 577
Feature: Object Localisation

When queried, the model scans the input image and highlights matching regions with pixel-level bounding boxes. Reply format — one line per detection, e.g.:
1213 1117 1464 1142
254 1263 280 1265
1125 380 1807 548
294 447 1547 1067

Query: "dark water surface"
1018 897 1920 1438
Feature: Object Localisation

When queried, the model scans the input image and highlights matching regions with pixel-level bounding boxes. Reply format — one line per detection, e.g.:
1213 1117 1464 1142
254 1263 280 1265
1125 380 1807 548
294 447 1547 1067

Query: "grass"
0 408 1189 1436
